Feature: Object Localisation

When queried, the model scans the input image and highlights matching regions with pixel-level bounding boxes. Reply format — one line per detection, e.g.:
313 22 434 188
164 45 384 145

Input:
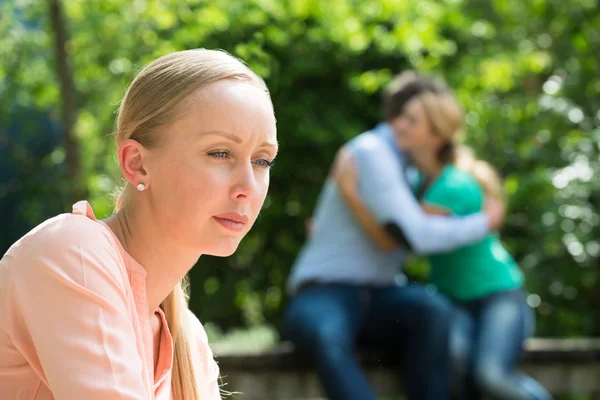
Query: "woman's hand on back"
331 146 358 196
484 195 506 231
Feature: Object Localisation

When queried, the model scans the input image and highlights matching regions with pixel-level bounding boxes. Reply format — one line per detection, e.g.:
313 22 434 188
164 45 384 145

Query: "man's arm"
349 136 495 254
332 146 399 252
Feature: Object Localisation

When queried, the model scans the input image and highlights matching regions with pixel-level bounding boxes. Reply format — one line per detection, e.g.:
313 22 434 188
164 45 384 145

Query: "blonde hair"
416 89 505 203
114 49 269 400
417 90 464 142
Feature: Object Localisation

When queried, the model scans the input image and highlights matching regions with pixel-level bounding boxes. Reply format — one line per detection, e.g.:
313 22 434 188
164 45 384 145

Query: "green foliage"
2 0 599 337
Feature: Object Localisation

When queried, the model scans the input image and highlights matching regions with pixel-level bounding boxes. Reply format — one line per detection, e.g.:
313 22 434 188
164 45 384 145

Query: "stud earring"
136 183 145 191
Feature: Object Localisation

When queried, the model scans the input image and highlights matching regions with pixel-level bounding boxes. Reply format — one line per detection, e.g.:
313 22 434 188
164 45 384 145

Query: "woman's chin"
204 239 241 257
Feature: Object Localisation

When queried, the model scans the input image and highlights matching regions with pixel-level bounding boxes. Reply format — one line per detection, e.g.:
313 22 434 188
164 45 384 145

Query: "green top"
423 165 523 302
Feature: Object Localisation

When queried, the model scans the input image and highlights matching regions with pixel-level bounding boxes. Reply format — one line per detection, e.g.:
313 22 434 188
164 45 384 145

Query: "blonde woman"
334 81 551 400
0 49 278 399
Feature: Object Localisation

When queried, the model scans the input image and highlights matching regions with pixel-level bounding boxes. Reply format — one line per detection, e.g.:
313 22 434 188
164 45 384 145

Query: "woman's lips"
213 213 248 232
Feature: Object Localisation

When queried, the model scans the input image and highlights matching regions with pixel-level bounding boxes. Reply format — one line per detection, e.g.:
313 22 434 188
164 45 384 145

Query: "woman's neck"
409 149 444 180
104 204 200 316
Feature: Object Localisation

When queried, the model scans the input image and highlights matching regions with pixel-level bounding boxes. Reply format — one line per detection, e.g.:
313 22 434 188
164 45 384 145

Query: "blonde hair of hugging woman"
0 49 278 400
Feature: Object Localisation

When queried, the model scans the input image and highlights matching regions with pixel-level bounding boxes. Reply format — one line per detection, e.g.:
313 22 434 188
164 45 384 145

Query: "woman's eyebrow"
196 130 242 143
197 130 278 151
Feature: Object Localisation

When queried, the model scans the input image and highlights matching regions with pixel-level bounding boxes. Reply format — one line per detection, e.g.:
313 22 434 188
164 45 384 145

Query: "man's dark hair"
381 71 448 121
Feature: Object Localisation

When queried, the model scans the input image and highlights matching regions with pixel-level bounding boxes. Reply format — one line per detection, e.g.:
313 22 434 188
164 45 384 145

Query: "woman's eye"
208 151 275 168
208 151 231 159
254 158 276 169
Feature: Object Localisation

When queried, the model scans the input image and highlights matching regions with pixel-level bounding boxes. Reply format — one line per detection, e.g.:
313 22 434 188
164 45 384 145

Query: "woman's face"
389 97 442 153
143 79 277 256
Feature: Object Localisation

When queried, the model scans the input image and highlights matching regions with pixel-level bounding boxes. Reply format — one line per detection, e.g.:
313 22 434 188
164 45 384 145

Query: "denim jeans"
283 283 453 400
450 289 553 400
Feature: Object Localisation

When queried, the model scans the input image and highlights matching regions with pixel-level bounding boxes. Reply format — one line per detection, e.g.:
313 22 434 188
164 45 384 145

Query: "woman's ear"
119 139 150 189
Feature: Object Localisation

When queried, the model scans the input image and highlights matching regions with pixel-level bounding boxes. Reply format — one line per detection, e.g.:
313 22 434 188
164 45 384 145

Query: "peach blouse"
0 201 221 399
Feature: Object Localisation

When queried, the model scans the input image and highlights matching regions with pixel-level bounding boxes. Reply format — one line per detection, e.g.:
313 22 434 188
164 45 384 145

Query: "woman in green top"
333 80 552 400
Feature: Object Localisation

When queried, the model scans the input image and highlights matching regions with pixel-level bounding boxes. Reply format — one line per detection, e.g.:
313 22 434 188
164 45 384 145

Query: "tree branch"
49 0 83 203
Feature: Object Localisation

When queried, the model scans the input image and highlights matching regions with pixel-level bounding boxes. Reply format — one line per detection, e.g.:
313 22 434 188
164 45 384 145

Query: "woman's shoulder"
3 211 125 286
13 212 115 254
433 165 484 198
439 165 480 188
425 165 484 214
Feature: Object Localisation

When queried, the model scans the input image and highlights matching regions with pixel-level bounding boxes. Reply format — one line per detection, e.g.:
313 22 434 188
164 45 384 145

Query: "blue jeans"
450 289 553 400
283 283 453 400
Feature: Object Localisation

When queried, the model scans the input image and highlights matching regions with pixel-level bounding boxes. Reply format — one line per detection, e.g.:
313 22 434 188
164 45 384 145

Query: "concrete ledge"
215 338 600 399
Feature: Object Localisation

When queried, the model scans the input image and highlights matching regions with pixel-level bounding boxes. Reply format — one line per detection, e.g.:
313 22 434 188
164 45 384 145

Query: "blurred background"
1 0 599 353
